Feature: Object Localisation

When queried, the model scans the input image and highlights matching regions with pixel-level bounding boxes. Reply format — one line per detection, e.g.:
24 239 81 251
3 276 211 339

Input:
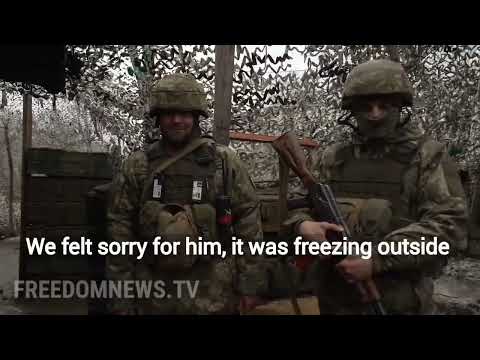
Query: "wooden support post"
278 154 303 315
279 157 289 226
19 93 32 281
23 94 32 148
214 45 235 146
385 45 400 62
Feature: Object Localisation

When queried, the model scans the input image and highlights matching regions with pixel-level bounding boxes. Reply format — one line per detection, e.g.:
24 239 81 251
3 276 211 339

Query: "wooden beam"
19 93 32 282
385 45 400 62
279 157 289 226
22 94 32 148
229 131 319 148
214 45 235 146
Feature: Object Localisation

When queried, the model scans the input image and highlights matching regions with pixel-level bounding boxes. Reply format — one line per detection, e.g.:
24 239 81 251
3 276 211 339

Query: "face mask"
354 108 401 141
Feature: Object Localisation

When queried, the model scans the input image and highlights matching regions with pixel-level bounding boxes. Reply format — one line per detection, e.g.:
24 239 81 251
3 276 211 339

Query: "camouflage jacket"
285 122 468 277
105 137 268 313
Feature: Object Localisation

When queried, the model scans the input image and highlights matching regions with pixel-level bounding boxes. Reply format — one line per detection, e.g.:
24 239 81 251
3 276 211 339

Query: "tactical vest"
328 137 465 236
318 137 465 313
137 137 227 271
143 138 218 206
328 141 419 232
319 140 422 313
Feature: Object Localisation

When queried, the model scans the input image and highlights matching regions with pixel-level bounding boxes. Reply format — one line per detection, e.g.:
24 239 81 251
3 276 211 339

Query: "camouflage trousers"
313 198 437 315
132 256 241 315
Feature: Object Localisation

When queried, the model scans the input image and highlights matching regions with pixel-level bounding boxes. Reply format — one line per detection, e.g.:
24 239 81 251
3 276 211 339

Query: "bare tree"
0 90 16 236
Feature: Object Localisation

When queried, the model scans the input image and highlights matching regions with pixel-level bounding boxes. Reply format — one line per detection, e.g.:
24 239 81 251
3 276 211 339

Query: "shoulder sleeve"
311 143 350 182
105 150 149 313
215 144 270 296
372 139 468 275
215 145 261 240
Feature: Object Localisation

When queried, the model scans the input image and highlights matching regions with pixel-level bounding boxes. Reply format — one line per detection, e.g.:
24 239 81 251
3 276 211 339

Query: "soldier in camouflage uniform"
284 59 467 314
105 73 268 315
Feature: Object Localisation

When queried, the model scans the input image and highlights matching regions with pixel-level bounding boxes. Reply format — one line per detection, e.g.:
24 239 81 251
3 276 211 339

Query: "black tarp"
0 44 67 94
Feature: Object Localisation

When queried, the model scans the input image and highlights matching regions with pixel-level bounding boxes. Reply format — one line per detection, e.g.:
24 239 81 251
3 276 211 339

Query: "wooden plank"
25 178 109 203
24 226 98 244
214 45 235 146
19 94 33 282
27 148 112 178
24 202 91 226
23 171 112 228
19 147 113 282
230 131 319 148
279 157 289 227
23 94 32 149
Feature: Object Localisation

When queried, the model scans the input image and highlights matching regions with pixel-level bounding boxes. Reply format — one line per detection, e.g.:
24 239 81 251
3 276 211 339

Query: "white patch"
152 179 162 199
192 180 203 201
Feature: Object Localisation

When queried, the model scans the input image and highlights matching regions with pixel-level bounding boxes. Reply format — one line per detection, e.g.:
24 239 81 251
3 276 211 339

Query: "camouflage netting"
1 45 480 312
3 45 480 197
0 195 20 236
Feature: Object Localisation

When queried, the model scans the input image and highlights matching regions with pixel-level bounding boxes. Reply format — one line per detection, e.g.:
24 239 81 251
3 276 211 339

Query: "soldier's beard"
163 129 192 146
161 124 201 148
355 110 401 141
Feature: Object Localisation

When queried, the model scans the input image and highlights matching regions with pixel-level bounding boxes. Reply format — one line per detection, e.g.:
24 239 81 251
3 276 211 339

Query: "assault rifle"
272 131 386 315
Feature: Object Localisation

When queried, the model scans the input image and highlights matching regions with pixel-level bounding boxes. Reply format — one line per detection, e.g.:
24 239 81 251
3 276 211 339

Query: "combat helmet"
149 73 209 118
341 59 414 110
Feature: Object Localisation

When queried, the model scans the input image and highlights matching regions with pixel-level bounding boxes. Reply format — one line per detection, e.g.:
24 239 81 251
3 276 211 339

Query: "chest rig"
137 137 228 272
328 140 422 228
143 138 218 206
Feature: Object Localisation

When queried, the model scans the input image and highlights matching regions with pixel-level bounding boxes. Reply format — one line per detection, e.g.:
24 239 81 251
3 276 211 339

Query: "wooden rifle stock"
272 131 386 315
272 131 316 189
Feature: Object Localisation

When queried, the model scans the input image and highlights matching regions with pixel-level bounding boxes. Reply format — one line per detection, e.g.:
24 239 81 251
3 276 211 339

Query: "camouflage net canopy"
5 45 479 194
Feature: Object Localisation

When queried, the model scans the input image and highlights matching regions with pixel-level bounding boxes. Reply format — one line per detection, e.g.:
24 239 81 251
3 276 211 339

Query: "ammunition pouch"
139 200 218 272
335 197 396 244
